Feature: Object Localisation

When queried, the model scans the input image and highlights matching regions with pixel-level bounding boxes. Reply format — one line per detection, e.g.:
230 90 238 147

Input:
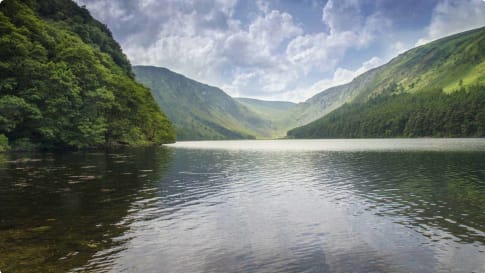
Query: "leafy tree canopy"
0 0 175 150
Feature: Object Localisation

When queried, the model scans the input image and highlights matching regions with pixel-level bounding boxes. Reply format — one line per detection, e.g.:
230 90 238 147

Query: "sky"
73 0 485 102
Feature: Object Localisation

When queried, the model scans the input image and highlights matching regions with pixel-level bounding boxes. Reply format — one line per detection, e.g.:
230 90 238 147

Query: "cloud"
285 7 389 74
286 32 351 74
322 0 363 32
417 0 485 45
72 0 484 102
222 9 302 68
322 0 391 43
286 56 384 102
258 0 391 101
249 10 303 51
123 6 304 94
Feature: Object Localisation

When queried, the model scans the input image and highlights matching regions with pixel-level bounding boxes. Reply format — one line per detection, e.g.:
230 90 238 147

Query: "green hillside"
235 98 295 120
284 68 382 129
288 26 485 138
234 98 296 137
0 0 175 151
134 66 279 140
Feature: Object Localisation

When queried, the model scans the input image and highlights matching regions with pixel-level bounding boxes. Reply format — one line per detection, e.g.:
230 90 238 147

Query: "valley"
134 26 485 140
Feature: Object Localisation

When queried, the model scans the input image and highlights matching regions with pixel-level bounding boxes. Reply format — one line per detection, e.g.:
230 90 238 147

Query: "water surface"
0 139 484 272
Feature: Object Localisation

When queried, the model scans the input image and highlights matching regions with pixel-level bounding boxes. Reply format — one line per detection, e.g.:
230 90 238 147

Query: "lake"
0 139 484 273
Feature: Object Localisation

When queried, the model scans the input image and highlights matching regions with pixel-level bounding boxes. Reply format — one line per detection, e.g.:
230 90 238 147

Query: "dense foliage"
134 66 280 140
0 0 175 150
288 85 485 138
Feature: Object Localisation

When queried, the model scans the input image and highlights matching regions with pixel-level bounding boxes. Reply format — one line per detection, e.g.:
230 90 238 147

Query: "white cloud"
223 0 392 101
322 0 363 32
250 10 303 51
286 32 351 74
322 0 391 43
73 0 405 102
417 0 485 46
255 0 392 101
283 0 391 77
221 9 302 69
124 6 304 94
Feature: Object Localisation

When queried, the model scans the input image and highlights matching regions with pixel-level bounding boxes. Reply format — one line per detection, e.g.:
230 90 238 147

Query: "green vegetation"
350 27 485 102
234 98 296 137
286 68 383 130
288 85 485 138
134 66 282 140
235 98 295 121
288 27 485 138
0 0 175 150
0 134 8 152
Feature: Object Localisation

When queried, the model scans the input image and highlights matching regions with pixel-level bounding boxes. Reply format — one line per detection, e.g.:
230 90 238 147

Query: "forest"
0 0 175 151
288 85 485 138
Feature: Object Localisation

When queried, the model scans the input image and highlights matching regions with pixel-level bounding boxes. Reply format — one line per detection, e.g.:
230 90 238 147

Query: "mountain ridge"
134 65 282 140
288 26 485 138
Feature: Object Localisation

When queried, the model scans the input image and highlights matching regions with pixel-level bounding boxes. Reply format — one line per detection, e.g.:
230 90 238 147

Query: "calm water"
1 139 485 273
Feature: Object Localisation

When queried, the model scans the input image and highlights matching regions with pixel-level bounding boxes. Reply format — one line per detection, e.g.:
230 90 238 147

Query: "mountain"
0 0 175 151
284 68 382 129
134 66 281 140
288 26 485 138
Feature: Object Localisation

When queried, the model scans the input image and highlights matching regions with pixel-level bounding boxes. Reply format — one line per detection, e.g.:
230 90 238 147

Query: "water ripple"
1 141 485 273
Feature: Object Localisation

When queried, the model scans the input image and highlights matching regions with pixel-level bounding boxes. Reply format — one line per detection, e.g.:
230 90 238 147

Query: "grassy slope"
353 27 485 101
234 98 296 137
235 98 295 120
134 66 279 140
288 26 485 138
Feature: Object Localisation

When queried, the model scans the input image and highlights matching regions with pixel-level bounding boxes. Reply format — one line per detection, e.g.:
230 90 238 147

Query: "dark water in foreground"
0 139 484 273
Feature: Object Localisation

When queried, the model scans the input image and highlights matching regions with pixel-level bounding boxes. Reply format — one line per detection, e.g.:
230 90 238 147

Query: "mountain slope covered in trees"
0 0 175 150
134 66 281 140
288 26 485 138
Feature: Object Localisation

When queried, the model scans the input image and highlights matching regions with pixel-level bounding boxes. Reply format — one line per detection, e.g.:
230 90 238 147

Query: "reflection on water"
0 148 172 273
0 139 484 273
